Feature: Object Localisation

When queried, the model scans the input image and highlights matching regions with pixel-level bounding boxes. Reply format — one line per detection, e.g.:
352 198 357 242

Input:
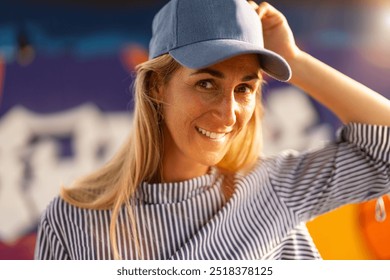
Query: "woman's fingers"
248 1 299 62
248 2 278 19
248 2 286 31
247 1 259 10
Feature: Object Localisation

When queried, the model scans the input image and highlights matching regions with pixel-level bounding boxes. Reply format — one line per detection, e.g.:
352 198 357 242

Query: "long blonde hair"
61 54 263 259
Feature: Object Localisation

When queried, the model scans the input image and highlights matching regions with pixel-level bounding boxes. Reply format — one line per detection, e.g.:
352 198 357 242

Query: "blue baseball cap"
149 0 291 81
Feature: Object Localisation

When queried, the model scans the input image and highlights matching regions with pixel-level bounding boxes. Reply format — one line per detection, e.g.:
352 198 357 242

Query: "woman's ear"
148 72 165 122
149 72 164 103
155 84 165 103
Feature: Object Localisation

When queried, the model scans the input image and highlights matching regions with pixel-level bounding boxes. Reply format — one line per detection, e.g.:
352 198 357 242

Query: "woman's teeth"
197 127 226 139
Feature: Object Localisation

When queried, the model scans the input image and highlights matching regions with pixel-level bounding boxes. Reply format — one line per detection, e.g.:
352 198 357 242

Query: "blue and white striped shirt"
34 123 390 259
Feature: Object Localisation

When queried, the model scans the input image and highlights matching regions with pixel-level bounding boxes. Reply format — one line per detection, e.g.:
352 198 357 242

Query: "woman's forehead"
181 54 262 77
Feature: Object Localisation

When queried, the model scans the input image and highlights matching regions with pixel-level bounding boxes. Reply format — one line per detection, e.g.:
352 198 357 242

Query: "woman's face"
160 54 262 181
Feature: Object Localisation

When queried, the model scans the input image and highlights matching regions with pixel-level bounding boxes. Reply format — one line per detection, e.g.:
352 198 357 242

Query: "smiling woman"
34 0 390 260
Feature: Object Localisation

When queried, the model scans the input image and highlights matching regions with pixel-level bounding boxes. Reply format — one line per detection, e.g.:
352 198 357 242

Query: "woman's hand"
248 1 300 63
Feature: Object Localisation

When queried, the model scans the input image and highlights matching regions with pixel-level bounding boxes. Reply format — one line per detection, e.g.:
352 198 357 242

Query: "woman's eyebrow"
190 68 261 82
242 73 261 82
190 68 224 78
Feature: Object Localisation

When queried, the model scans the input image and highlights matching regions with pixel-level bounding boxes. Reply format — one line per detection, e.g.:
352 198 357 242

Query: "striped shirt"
34 123 390 259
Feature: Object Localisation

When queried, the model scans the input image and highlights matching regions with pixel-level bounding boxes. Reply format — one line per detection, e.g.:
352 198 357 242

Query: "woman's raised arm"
252 1 390 126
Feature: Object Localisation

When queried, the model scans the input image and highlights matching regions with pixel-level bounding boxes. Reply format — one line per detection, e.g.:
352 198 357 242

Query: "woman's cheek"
242 97 257 122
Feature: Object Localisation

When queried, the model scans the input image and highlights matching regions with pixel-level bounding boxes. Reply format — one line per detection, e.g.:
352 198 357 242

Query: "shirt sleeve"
34 200 70 260
268 122 390 223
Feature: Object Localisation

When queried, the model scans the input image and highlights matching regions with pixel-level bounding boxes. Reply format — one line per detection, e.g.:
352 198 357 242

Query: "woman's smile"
196 126 232 141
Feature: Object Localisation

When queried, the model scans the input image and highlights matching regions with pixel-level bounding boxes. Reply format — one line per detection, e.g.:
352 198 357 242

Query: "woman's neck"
161 154 210 182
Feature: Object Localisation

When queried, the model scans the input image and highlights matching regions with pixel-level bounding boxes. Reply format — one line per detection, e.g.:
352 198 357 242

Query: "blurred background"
0 0 389 259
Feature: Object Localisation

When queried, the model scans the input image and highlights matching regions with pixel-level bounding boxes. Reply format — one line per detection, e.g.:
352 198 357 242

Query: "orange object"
358 195 390 259
120 44 148 72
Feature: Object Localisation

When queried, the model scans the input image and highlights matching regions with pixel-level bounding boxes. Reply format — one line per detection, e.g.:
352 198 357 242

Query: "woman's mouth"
196 126 230 140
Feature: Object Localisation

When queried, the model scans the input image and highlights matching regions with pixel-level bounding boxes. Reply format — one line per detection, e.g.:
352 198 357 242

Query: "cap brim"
169 39 291 82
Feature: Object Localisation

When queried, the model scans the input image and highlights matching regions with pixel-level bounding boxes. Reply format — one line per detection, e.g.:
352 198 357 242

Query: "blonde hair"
61 54 263 259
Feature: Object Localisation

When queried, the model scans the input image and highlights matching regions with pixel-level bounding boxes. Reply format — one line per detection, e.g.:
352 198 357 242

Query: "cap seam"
170 38 260 51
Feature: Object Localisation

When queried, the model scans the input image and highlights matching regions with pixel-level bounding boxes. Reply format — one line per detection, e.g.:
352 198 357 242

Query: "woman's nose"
212 91 238 127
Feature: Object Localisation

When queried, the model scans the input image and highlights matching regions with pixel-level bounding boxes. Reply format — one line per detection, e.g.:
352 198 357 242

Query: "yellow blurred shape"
307 204 375 260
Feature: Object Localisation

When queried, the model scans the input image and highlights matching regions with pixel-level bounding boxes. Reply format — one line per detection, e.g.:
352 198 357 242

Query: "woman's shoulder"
40 196 70 222
40 195 93 226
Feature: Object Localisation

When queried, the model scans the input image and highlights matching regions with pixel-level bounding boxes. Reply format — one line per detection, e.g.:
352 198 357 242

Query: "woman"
35 0 390 260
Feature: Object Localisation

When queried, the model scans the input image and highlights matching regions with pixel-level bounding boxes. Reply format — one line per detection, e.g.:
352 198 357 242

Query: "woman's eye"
197 80 214 89
236 84 253 94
